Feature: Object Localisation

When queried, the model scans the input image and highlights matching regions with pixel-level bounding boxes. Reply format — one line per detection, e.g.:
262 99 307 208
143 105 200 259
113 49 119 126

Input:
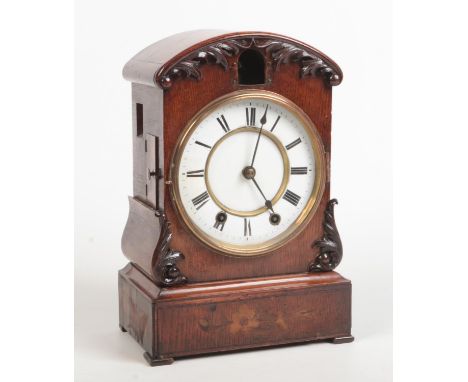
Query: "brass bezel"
169 90 326 257
205 127 290 217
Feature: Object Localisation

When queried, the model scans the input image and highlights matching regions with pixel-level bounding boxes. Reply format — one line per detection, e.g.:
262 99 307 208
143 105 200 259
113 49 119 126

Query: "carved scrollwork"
158 41 241 89
309 199 343 272
227 38 342 85
266 42 342 86
227 38 275 50
154 213 188 286
157 36 342 89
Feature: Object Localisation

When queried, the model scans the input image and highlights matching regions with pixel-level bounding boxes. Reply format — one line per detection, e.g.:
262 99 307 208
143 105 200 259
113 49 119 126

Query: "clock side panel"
163 63 332 283
131 83 164 209
121 83 165 278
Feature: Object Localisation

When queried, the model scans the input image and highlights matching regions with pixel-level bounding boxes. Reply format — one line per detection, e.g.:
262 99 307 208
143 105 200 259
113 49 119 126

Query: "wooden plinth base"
119 263 353 366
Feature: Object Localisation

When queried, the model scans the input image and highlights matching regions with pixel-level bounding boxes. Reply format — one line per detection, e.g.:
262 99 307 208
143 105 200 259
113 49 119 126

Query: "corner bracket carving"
158 41 241 89
309 199 343 272
266 42 342 86
154 213 188 286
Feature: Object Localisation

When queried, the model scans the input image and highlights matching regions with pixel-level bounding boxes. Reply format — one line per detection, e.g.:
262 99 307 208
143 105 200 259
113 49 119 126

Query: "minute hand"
250 105 269 167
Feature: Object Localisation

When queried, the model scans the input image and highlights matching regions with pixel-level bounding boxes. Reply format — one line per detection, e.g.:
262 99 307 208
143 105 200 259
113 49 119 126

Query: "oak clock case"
119 31 353 366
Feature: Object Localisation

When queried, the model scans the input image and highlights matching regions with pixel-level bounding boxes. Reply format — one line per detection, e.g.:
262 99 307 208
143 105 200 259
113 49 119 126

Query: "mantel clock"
119 30 353 366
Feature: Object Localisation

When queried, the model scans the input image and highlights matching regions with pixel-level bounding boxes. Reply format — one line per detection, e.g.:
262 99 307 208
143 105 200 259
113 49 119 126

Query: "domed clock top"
123 30 343 89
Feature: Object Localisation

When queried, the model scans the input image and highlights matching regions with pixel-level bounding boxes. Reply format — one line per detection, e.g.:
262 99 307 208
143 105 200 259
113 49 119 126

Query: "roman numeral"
285 138 302 150
244 218 252 236
283 189 301 206
195 140 212 149
186 169 204 177
291 167 308 175
270 116 281 132
192 191 210 209
246 107 256 126
216 115 230 133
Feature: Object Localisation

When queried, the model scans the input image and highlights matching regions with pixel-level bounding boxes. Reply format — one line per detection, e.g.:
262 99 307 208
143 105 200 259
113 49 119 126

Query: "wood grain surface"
162 59 332 283
119 263 353 362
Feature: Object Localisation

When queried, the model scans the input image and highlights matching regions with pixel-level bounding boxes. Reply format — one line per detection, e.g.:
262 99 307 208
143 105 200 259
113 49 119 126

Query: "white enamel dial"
171 91 325 256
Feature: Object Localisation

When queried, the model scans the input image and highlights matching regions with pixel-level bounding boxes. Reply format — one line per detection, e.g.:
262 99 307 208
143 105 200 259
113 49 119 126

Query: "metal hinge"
145 134 162 209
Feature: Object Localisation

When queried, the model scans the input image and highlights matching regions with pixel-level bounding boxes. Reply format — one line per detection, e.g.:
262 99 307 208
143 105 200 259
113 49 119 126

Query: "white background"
4 1 468 381
74 0 391 381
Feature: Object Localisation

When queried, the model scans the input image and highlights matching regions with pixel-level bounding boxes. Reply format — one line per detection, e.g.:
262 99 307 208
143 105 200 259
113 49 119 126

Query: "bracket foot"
143 352 174 366
330 335 354 344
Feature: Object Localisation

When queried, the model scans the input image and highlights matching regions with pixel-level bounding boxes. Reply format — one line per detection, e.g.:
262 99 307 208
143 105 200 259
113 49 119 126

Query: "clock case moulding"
119 30 353 366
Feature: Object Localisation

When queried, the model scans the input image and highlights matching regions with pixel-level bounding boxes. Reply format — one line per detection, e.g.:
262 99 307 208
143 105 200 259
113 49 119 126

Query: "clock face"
170 90 325 256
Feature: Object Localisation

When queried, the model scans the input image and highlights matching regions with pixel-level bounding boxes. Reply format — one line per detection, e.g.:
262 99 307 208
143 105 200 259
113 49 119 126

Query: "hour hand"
251 178 271 210
250 178 281 225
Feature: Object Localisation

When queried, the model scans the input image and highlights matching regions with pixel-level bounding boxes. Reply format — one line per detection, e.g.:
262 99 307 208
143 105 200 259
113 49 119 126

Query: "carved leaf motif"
157 37 342 89
227 39 252 49
309 199 343 272
252 38 276 49
171 61 201 81
158 41 240 89
154 213 188 286
267 42 342 86
269 43 303 67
